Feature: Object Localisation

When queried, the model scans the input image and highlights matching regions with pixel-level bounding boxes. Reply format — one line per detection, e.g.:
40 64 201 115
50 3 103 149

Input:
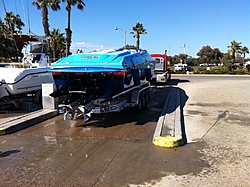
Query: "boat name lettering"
81 56 99 59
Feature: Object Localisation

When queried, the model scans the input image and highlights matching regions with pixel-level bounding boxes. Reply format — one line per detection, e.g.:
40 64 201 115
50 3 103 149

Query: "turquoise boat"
49 48 155 102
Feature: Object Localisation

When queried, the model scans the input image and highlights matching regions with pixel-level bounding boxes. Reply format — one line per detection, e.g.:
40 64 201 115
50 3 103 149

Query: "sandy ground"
131 75 250 187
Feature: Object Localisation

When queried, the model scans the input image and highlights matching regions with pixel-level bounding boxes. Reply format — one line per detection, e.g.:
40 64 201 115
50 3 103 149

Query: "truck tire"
150 78 156 85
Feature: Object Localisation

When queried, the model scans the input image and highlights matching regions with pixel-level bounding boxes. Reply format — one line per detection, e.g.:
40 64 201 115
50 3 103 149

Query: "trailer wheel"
141 91 146 109
135 92 143 112
144 90 149 109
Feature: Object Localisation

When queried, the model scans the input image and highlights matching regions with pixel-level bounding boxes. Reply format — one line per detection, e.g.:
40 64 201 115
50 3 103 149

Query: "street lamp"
115 26 127 47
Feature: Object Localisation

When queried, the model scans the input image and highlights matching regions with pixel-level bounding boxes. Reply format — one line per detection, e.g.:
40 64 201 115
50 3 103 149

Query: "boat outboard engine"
145 68 152 81
50 84 69 98
132 69 141 85
39 53 49 67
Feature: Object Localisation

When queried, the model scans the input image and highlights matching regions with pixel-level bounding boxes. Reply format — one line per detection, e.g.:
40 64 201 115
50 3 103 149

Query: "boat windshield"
23 42 46 54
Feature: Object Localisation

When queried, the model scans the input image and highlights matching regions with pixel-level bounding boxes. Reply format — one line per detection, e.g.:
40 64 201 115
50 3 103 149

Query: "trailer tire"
142 90 149 110
135 92 143 112
144 90 149 109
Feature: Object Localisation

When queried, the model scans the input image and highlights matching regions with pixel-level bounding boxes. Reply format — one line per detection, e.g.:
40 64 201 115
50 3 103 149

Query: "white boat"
0 67 54 99
0 35 54 102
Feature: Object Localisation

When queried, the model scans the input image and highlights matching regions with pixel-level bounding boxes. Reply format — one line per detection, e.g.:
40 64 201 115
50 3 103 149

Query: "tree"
197 46 222 65
179 53 188 63
32 0 61 37
197 45 213 64
62 0 86 56
170 55 179 65
1 12 25 61
130 22 147 49
0 19 9 58
241 46 249 63
211 48 222 65
50 28 65 62
227 40 242 63
4 11 24 35
221 53 231 64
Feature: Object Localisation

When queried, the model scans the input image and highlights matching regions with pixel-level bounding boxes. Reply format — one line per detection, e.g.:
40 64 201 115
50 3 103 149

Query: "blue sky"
1 0 250 58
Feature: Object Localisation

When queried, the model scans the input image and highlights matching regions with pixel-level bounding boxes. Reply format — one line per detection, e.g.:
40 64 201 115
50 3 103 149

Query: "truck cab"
150 54 171 84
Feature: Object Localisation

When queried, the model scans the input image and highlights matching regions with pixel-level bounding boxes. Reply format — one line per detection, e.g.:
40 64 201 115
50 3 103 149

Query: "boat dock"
0 109 58 135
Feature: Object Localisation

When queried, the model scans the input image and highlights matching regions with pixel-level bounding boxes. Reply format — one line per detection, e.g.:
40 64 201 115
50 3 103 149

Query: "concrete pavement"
0 86 184 148
0 109 58 135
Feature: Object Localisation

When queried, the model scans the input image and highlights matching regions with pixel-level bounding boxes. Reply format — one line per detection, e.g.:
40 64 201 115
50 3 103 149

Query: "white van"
174 64 187 71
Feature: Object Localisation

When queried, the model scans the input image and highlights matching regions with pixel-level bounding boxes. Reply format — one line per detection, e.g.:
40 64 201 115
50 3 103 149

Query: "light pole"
115 26 127 48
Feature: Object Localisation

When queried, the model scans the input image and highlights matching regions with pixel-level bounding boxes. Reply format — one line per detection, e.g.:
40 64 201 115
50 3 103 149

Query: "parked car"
174 64 192 71
186 65 193 71
174 64 187 71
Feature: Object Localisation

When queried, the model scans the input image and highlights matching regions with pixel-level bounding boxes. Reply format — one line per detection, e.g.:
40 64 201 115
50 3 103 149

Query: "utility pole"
180 43 188 55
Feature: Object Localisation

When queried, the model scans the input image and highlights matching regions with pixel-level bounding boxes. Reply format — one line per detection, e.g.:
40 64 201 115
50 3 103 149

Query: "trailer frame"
59 82 151 121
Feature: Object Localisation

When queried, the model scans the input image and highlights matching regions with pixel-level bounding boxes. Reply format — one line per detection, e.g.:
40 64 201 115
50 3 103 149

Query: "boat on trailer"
49 48 156 120
50 48 155 100
0 35 54 108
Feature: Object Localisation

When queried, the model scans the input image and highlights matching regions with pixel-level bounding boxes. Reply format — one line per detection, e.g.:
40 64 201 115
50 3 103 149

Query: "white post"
42 83 58 109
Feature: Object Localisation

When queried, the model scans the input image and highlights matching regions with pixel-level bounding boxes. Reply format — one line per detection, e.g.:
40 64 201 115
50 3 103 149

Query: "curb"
0 109 58 135
152 87 183 148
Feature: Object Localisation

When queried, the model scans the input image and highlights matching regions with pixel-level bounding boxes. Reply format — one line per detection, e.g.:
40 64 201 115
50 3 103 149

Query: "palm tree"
4 12 25 61
227 40 242 63
241 46 249 63
0 19 9 59
130 22 147 49
0 19 9 38
62 0 86 56
50 28 65 62
4 11 25 35
32 0 61 37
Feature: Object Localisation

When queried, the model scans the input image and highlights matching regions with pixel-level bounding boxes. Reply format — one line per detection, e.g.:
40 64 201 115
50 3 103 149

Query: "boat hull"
49 49 155 103
0 67 54 99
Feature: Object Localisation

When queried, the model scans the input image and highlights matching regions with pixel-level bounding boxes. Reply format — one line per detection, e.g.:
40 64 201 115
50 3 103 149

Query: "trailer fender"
131 87 149 110
131 89 140 103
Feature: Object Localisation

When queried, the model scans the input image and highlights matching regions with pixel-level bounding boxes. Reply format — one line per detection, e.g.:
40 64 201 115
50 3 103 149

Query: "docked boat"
49 48 155 104
0 67 54 99
0 35 54 103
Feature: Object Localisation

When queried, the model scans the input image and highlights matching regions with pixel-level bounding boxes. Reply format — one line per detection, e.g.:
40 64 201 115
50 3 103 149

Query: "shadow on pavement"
180 87 189 145
78 78 190 145
78 86 172 128
0 150 21 158
167 79 190 86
